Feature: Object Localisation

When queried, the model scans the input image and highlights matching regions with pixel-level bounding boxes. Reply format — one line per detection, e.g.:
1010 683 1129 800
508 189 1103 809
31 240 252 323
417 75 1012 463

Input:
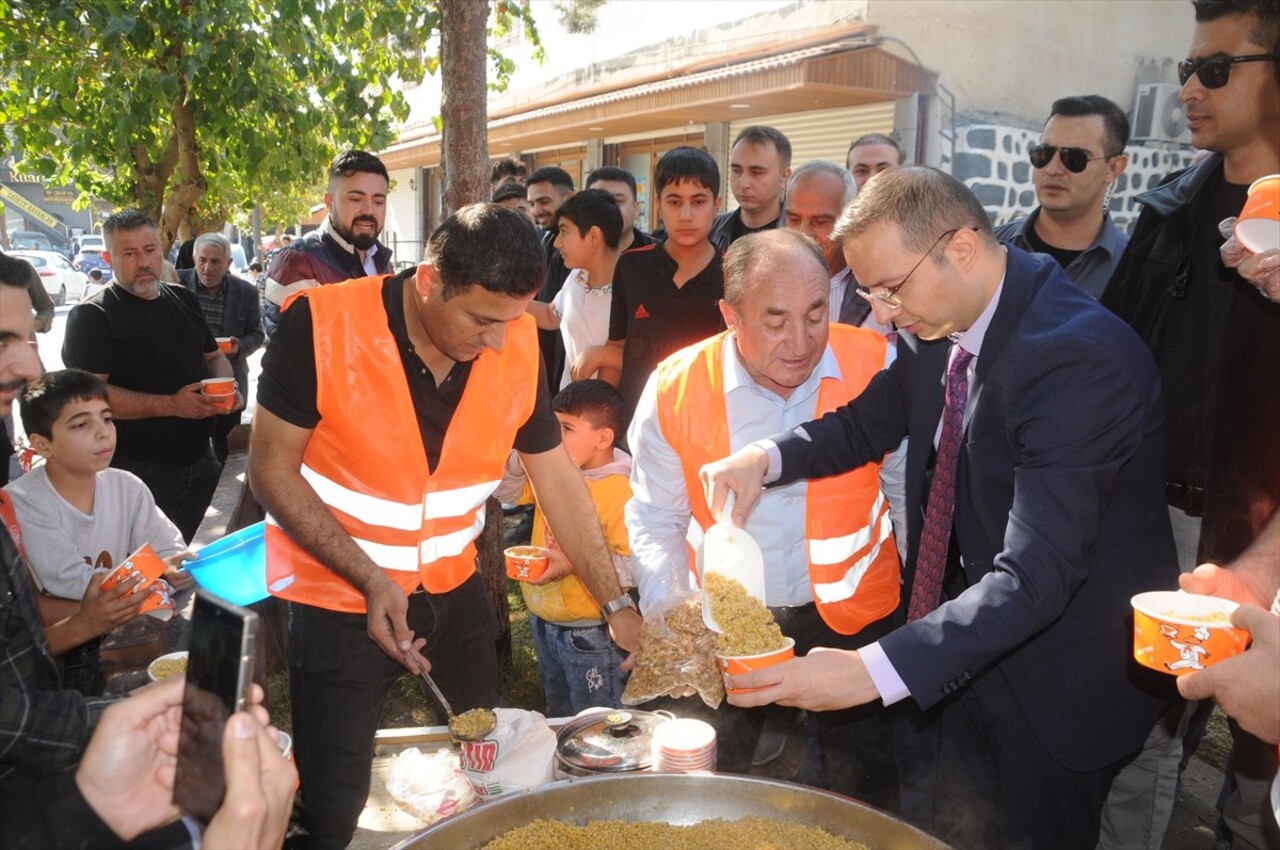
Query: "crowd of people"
0 1 1277 848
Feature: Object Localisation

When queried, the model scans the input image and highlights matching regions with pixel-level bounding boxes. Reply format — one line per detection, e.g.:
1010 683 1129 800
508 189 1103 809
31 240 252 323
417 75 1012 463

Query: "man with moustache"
62 210 236 543
251 205 640 848
263 150 393 337
784 160 894 334
179 232 264 464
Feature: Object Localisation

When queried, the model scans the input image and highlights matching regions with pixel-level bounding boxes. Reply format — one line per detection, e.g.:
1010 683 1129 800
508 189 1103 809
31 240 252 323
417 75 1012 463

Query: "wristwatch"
601 593 637 618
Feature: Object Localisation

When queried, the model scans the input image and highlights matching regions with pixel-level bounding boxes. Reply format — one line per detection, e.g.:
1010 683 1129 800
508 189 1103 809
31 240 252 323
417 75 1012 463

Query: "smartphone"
173 590 260 823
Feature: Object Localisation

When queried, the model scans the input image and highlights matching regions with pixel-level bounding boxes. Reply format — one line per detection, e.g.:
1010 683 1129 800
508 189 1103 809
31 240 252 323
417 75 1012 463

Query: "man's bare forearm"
205 351 234 378
104 384 178 420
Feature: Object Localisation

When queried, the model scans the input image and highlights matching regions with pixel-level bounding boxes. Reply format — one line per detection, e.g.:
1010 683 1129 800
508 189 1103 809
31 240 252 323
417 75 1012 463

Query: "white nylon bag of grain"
458 707 556 797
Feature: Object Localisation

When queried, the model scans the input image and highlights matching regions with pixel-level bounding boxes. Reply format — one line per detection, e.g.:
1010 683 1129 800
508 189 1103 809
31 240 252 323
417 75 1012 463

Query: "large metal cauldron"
390 773 949 849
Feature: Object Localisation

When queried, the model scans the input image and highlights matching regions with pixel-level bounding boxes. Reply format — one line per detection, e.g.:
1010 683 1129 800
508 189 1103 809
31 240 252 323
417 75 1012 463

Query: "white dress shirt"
627 332 903 613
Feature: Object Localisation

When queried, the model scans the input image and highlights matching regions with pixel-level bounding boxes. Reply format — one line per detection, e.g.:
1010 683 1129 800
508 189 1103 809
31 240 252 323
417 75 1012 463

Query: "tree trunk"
440 0 490 216
441 0 511 669
158 89 208 250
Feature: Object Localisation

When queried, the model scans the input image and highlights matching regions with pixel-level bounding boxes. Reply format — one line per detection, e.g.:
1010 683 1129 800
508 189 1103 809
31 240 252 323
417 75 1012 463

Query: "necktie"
907 344 975 622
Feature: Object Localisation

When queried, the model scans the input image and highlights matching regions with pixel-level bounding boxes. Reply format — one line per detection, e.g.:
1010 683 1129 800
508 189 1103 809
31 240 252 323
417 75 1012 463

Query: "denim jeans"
113 448 221 543
529 615 629 718
287 573 499 850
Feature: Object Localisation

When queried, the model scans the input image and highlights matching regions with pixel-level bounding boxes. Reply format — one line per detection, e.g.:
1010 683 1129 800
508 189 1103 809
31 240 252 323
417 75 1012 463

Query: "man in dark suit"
180 232 264 463
701 167 1178 849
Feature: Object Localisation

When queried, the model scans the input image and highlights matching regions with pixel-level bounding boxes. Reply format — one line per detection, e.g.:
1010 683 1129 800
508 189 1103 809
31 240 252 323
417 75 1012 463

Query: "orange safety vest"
266 275 539 614
654 326 900 635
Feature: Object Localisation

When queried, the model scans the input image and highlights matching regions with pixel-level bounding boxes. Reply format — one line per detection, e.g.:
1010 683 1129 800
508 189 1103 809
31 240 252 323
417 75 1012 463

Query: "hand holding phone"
173 590 260 823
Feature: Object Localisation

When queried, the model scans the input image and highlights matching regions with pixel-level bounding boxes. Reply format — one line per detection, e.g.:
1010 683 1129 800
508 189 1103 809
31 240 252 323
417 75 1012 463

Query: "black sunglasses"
1177 54 1274 89
1028 144 1109 174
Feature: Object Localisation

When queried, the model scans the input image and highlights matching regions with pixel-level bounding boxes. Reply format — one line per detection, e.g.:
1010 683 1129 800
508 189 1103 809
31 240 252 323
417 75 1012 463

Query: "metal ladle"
414 665 496 742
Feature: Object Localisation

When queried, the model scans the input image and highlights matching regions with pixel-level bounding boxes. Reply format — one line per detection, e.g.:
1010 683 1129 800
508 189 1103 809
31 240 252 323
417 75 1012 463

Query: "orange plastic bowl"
717 637 795 695
1132 591 1250 676
216 337 234 355
504 545 550 581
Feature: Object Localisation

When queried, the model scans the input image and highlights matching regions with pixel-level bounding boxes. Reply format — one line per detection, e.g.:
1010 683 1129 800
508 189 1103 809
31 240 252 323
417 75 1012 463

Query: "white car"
79 234 105 252
12 250 88 305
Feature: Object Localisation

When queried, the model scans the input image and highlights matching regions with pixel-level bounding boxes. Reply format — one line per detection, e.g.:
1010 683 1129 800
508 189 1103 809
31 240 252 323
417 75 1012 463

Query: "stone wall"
942 123 1197 231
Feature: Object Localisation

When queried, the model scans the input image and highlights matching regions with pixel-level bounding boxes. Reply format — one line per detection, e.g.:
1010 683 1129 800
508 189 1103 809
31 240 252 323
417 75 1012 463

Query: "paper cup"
147 650 188 681
1235 174 1280 254
717 637 796 695
215 337 234 354
201 377 236 395
102 544 177 621
1132 591 1250 676
504 546 550 581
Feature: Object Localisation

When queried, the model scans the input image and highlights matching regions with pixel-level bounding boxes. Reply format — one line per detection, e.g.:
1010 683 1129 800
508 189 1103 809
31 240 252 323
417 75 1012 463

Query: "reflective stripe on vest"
654 326 900 635
299 464 499 531
810 491 895 603
266 275 539 614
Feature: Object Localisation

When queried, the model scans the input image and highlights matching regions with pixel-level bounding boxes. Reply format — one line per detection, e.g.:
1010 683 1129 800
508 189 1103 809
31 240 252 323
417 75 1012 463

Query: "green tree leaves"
0 0 534 243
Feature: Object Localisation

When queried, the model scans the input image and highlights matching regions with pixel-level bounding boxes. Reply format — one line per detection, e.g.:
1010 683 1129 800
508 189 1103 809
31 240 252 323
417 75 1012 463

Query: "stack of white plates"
651 718 717 773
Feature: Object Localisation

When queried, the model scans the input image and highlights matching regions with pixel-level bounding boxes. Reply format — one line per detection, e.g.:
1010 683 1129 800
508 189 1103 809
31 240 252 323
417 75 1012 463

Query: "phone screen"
173 590 259 823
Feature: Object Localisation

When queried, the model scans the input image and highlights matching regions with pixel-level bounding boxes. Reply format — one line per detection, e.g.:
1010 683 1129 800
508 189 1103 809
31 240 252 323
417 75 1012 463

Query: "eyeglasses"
856 228 960 310
1028 144 1109 173
1177 54 1275 89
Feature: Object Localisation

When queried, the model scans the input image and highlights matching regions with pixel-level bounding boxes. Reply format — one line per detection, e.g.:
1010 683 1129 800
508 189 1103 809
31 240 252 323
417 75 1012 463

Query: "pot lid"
555 709 671 772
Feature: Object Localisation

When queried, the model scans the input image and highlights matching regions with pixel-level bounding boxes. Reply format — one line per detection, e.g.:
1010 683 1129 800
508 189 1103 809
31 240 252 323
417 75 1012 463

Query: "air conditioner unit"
1131 83 1191 144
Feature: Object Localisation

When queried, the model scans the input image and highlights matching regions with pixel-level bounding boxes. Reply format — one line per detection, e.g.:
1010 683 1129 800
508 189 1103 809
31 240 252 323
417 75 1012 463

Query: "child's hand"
569 350 598 382
530 548 573 585
78 570 147 637
162 551 196 591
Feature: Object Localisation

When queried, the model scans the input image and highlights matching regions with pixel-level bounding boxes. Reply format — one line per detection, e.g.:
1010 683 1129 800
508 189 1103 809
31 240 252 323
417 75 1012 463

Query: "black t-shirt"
1023 222 1084 272
608 241 725 419
729 212 777 245
62 284 217 465
257 272 561 473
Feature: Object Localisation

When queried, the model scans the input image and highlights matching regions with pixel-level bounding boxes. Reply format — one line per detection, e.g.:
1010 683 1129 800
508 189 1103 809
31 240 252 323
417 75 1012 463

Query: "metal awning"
380 39 935 170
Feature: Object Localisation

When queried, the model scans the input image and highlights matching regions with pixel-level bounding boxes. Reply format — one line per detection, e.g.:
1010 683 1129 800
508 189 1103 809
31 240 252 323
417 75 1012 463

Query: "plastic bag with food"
622 593 725 709
459 707 556 797
384 747 477 824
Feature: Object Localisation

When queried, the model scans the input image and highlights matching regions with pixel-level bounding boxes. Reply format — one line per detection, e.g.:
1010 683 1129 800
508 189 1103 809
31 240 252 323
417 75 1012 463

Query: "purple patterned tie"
907 344 974 622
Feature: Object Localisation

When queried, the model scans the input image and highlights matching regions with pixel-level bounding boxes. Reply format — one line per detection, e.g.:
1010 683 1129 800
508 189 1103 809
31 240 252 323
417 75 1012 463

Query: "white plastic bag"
458 707 556 797
384 747 477 823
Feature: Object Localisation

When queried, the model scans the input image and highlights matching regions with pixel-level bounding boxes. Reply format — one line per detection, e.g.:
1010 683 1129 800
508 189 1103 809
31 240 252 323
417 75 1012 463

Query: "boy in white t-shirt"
5 369 193 693
525 189 624 389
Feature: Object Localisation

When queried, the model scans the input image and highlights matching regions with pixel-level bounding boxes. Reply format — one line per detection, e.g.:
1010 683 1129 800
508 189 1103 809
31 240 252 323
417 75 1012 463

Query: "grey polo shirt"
993 209 1127 299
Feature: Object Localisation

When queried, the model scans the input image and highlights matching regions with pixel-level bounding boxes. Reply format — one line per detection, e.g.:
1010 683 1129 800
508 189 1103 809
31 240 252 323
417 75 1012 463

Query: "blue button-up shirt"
993 208 1127 299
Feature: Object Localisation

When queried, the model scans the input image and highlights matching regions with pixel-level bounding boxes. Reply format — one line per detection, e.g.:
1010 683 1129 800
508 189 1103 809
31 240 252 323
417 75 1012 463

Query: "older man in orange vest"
626 228 904 804
250 204 642 850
